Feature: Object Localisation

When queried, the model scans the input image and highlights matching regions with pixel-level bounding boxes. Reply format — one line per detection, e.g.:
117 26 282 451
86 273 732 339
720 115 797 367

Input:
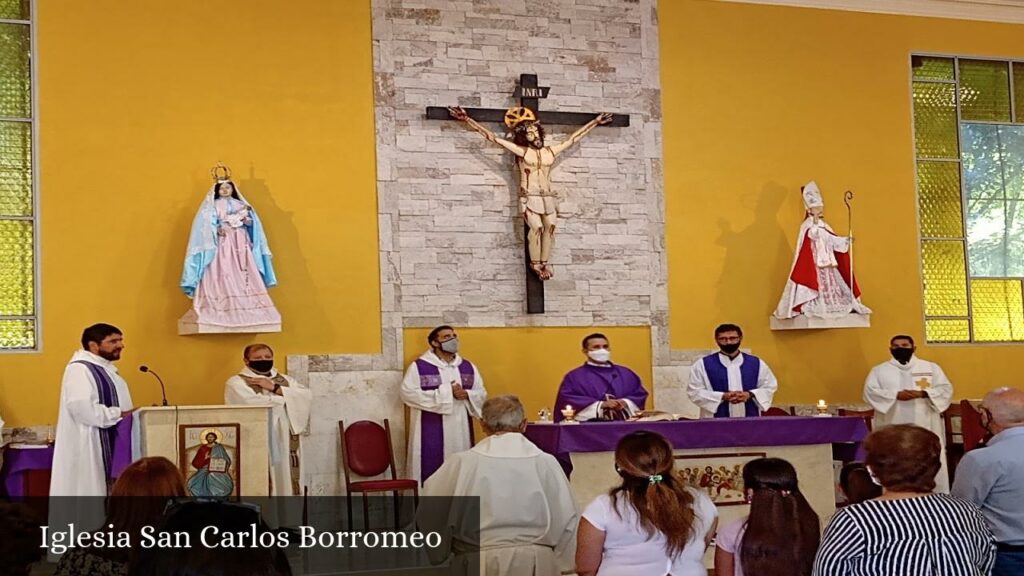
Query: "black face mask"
890 348 914 364
719 343 740 355
249 360 274 373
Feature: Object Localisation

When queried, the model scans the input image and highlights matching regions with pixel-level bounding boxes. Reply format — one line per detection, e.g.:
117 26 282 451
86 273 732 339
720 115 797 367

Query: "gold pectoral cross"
914 377 931 389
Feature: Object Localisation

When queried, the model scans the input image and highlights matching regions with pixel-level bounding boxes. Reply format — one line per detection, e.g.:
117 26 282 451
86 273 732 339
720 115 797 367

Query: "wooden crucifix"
426 73 629 314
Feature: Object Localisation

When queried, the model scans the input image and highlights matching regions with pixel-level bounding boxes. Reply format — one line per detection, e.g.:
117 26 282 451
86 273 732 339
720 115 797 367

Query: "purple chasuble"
415 358 476 483
553 364 648 422
701 353 761 418
70 360 121 489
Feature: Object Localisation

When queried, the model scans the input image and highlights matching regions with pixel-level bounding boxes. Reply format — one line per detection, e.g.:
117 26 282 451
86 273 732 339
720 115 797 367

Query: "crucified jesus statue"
448 105 612 280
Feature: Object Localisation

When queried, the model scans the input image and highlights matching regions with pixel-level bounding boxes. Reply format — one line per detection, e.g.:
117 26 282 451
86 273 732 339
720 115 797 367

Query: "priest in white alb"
401 325 486 485
48 324 134 557
224 343 311 496
420 395 579 576
50 323 134 498
864 334 953 492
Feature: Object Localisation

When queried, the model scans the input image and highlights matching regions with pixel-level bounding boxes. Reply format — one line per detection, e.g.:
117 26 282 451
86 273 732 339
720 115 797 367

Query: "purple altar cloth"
1 416 135 498
524 416 869 476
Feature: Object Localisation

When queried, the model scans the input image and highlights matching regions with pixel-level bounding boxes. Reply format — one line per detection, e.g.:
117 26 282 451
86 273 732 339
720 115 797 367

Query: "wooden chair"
339 419 418 530
763 407 794 417
838 408 875 432
942 404 965 485
959 400 990 452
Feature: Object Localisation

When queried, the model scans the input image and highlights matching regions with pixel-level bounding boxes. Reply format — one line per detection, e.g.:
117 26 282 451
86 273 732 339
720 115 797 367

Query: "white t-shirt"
582 487 718 576
715 516 748 576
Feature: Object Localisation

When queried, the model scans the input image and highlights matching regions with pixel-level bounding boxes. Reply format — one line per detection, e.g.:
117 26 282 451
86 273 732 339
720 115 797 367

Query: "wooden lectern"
135 405 272 497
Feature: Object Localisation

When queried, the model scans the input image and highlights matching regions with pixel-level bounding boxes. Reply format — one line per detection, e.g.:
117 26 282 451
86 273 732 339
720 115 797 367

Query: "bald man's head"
982 387 1024 433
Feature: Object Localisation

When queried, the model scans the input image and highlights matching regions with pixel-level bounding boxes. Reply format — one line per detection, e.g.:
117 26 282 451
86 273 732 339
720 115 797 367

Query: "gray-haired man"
422 395 579 575
952 387 1024 576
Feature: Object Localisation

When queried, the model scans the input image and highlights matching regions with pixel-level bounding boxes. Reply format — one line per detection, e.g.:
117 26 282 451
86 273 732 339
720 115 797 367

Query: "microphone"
139 365 169 406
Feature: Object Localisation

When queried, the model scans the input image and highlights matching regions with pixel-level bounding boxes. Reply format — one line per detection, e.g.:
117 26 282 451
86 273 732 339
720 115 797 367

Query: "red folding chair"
339 419 418 530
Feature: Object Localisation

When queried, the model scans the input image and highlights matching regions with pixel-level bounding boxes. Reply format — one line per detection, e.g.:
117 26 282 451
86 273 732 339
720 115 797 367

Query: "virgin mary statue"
773 181 870 327
178 174 281 334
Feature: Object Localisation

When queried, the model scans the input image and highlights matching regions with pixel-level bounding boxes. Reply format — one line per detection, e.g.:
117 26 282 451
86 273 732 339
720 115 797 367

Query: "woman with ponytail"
714 457 820 576
576 431 718 576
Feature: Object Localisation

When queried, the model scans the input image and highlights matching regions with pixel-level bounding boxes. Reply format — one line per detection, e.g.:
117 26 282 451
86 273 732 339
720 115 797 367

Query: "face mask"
890 348 914 364
440 338 459 354
249 360 273 373
866 466 883 487
588 349 611 363
719 343 740 355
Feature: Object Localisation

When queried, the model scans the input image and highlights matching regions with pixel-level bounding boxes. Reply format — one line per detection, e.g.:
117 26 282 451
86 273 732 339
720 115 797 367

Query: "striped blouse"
812 493 996 576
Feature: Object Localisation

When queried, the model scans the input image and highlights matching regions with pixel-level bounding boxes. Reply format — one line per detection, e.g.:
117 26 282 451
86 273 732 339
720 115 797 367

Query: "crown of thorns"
504 106 537 129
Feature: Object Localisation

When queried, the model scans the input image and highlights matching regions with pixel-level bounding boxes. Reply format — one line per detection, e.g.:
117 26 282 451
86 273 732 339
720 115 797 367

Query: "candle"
560 404 577 424
817 399 827 408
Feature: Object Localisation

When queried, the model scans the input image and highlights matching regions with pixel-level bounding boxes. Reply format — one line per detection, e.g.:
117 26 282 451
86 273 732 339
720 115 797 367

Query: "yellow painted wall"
662 0 1024 403
403 327 653 419
0 0 379 426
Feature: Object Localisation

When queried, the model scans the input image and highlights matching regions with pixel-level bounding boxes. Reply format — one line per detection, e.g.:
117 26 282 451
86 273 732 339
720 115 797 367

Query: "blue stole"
71 360 121 488
701 353 761 418
415 358 476 483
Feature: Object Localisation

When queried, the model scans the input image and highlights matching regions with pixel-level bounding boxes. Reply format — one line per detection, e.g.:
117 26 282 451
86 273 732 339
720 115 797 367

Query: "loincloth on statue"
519 194 558 216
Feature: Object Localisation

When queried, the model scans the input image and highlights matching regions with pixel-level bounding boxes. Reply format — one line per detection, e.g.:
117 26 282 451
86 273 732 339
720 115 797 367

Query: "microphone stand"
139 366 169 406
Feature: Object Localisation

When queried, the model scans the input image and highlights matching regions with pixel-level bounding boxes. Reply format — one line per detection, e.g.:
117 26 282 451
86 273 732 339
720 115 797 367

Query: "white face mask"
588 349 611 363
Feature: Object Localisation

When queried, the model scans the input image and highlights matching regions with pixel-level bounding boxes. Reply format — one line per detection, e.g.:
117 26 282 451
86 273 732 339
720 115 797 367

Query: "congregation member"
224 343 312 496
952 387 1024 576
813 425 995 576
838 462 882 505
401 325 486 484
0 501 43 575
576 431 717 576
50 323 134 497
687 324 778 418
553 333 648 421
54 457 186 576
421 395 579 576
863 334 953 492
715 457 820 576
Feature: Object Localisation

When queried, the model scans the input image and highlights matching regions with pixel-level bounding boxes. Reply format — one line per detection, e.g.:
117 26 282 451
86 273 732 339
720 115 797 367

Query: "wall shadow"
713 182 791 323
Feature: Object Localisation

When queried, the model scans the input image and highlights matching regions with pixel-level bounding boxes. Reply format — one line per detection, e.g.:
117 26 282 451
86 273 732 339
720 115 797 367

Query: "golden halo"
199 428 223 443
503 106 536 129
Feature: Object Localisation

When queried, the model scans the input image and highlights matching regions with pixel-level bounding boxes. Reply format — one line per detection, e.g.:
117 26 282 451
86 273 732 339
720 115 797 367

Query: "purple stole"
416 358 476 483
702 353 761 418
71 360 121 488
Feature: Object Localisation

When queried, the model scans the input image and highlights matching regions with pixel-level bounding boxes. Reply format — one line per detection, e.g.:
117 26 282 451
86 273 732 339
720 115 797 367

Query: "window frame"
911 52 1024 344
0 1 41 353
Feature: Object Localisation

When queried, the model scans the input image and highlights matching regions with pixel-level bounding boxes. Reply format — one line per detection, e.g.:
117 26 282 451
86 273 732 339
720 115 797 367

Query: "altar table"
0 416 135 498
524 416 869 533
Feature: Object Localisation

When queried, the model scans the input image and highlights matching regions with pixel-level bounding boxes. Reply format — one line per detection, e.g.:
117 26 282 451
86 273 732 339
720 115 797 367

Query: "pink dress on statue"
192 197 281 328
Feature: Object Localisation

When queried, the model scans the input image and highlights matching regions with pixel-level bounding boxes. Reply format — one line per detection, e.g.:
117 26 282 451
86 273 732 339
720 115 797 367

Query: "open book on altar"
628 410 688 422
